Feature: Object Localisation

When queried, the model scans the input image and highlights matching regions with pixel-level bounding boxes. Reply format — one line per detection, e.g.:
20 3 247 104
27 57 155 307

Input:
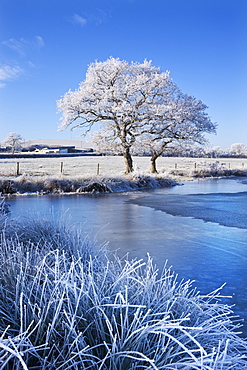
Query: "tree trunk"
150 154 159 173
123 148 133 173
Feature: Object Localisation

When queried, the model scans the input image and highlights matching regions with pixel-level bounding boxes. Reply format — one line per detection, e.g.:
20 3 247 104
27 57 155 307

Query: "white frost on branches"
57 57 216 173
3 132 22 154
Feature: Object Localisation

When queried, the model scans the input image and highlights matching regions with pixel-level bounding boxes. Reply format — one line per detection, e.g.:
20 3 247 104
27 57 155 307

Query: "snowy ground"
0 156 247 195
0 155 246 178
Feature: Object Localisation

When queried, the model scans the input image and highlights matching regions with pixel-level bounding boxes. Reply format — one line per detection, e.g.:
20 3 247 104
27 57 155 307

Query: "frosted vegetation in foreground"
0 204 246 369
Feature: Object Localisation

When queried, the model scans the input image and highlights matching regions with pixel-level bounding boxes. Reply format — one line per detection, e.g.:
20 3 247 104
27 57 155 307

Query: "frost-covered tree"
57 57 216 173
57 57 176 173
3 132 22 154
92 128 122 155
134 93 216 172
229 143 247 157
205 146 224 158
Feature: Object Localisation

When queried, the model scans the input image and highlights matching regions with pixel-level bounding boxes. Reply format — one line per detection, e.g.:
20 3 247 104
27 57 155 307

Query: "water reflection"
8 177 247 336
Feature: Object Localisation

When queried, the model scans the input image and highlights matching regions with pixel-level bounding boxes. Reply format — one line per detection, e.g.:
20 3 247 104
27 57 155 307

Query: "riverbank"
1 170 247 196
1 155 247 195
0 174 177 195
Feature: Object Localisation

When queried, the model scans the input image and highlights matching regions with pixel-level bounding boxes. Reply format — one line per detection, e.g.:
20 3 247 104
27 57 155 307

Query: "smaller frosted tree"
206 146 224 158
135 93 216 173
3 132 22 154
229 143 247 157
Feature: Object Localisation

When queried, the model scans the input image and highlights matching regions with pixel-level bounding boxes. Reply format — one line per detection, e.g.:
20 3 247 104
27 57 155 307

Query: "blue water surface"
8 177 247 336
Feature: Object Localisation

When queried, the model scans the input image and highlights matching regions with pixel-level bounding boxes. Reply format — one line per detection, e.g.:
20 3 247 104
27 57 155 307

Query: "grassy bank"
0 206 247 369
0 156 247 195
0 174 177 195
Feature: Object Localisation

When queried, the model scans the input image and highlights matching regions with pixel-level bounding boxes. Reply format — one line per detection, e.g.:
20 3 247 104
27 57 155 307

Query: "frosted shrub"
43 178 62 192
16 174 45 193
0 179 16 194
77 181 112 193
0 218 247 369
191 161 247 178
2 175 177 195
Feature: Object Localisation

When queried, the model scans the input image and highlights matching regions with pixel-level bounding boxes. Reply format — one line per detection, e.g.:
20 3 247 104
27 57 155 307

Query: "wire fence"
0 156 246 178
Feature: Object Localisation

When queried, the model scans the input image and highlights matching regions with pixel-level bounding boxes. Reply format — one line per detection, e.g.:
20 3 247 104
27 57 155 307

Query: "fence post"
16 162 20 176
194 163 197 170
174 163 177 170
97 163 100 175
60 162 64 174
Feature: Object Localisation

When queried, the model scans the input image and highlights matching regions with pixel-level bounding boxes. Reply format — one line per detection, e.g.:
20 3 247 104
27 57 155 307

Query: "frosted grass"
0 208 246 369
1 155 247 178
0 173 177 195
0 156 247 195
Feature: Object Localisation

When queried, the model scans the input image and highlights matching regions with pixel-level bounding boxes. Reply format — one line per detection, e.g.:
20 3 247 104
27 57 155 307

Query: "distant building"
24 145 77 154
0 146 8 152
20 144 94 154
38 147 60 154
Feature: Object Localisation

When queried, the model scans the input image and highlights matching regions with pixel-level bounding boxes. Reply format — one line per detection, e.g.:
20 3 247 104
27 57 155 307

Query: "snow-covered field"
0 156 247 195
1 155 246 178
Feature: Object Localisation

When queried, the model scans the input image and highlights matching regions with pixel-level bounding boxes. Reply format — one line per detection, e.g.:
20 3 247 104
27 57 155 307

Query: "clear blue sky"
1 0 246 149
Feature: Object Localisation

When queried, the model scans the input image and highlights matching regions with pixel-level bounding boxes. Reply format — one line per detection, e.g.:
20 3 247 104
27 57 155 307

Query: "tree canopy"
135 93 217 172
57 57 216 173
3 132 22 154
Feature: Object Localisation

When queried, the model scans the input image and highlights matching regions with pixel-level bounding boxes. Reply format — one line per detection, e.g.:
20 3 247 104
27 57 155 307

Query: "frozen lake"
8 177 247 336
